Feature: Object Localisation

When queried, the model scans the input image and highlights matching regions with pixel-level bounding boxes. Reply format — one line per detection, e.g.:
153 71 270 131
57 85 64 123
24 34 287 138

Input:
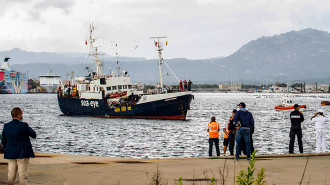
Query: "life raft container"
109 91 127 98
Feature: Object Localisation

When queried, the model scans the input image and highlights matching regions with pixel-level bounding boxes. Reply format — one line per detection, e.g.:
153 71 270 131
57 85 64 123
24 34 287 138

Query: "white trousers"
316 129 326 153
7 158 29 185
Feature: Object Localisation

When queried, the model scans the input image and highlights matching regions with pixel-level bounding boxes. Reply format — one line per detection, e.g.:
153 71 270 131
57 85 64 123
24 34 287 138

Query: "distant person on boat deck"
311 109 328 153
183 80 188 90
289 104 304 154
179 80 183 91
207 116 220 157
188 80 192 91
234 102 254 160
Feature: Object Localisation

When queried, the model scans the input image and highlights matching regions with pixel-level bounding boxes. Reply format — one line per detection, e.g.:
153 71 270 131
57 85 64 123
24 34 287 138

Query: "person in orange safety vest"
207 116 220 156
223 121 230 155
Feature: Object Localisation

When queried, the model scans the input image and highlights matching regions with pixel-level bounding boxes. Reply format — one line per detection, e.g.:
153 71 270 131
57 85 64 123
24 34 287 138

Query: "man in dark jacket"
289 104 304 153
227 109 237 156
234 102 254 160
2 107 36 185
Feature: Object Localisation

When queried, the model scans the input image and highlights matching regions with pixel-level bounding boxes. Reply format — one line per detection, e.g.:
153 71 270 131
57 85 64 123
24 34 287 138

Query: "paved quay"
0 153 330 185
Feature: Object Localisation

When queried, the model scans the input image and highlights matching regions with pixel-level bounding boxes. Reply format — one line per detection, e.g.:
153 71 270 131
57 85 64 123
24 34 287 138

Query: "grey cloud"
2 0 32 2
25 0 75 22
34 0 75 14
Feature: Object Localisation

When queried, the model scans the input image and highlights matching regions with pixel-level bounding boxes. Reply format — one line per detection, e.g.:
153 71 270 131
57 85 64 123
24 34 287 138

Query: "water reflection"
0 93 329 158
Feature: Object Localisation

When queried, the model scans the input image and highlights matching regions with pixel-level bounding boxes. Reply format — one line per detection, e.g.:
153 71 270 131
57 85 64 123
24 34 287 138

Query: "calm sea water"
0 93 329 158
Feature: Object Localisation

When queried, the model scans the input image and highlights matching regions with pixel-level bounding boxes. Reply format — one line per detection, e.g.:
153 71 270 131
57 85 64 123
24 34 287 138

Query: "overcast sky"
1 0 330 59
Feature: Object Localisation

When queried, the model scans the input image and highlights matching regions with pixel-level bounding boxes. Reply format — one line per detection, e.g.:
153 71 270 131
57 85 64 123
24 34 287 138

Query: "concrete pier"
0 152 330 184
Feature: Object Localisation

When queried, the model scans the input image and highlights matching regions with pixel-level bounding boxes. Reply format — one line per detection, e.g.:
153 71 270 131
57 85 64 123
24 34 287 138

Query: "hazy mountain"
218 28 330 83
1 28 330 84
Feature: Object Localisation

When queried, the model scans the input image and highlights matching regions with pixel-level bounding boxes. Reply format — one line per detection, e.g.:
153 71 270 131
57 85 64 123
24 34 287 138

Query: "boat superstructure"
275 95 306 110
57 24 193 120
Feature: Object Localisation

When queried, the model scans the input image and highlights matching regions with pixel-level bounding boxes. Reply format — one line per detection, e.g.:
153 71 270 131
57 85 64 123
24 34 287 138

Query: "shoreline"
1 152 330 184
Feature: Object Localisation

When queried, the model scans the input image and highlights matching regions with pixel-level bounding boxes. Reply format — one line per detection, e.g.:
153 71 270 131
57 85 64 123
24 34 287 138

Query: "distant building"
218 84 242 90
271 85 287 93
320 85 330 92
305 84 329 92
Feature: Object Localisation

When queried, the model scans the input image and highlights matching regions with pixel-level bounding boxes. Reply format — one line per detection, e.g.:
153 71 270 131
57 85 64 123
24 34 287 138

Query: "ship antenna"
88 22 103 78
150 36 167 92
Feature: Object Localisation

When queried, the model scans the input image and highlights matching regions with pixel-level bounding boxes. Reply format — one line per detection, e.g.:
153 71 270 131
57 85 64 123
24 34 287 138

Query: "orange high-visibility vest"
208 122 219 138
229 116 234 122
224 122 229 139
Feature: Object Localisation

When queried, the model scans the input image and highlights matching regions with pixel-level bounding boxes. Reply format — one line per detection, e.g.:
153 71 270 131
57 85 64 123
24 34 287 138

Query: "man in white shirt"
311 109 328 153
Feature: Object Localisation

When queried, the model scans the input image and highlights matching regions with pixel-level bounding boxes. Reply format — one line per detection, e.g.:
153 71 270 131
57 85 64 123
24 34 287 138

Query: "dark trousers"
250 133 254 153
229 132 236 155
289 128 303 153
209 138 220 156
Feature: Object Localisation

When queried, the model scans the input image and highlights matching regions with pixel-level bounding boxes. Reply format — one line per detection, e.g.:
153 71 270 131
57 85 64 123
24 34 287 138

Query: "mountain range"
1 28 329 84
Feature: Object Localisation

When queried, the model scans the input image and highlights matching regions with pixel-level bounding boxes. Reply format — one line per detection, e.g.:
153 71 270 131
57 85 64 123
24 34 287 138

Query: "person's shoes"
247 158 251 161
235 157 239 161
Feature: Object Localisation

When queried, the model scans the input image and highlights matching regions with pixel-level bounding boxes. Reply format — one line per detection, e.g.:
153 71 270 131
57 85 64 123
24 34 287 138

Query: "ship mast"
88 23 103 77
150 36 167 92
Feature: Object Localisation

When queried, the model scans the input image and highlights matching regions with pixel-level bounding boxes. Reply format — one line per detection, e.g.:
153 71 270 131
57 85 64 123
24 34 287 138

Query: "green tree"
236 151 266 185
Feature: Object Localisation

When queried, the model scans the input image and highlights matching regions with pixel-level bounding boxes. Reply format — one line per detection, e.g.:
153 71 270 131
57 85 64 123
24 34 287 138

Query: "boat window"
100 78 106 85
123 85 127 89
118 85 122 89
112 86 117 90
107 87 111 91
128 85 132 89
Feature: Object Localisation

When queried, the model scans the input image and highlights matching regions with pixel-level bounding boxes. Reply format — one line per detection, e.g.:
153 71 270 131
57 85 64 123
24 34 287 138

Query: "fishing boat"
57 24 193 120
321 101 330 106
275 95 306 110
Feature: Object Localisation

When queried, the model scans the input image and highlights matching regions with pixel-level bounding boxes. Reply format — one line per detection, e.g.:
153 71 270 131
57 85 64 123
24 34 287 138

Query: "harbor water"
0 93 329 158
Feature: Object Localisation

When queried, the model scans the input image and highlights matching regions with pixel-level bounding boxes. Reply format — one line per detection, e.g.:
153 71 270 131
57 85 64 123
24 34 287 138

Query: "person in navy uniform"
226 109 237 156
1 107 37 185
289 104 304 153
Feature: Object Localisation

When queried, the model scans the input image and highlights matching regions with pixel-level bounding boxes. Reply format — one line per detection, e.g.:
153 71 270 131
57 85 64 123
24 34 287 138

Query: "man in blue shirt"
234 102 254 160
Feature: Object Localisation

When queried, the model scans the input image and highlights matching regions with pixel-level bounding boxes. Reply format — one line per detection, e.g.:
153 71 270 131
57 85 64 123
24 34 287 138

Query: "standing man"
2 107 36 185
311 109 328 153
179 80 183 91
188 80 192 91
234 102 254 160
183 80 188 90
223 109 237 156
289 104 304 154
223 120 230 156
207 116 220 157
